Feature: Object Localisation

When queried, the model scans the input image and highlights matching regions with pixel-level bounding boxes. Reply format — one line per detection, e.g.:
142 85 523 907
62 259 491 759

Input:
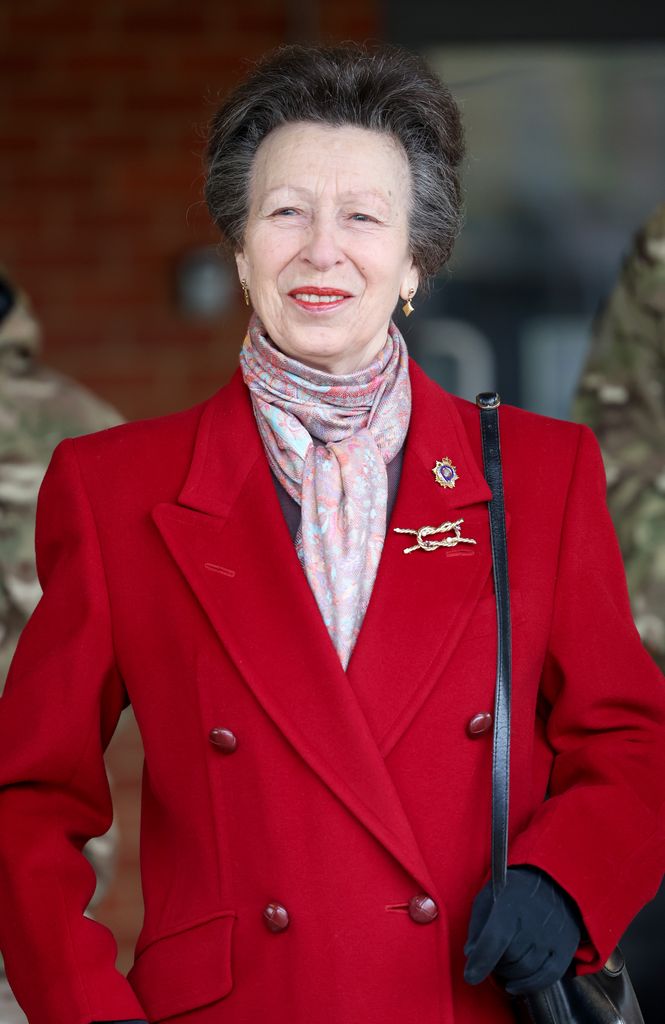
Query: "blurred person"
572 204 665 1022
0 44 664 1024
573 203 665 672
0 270 125 1024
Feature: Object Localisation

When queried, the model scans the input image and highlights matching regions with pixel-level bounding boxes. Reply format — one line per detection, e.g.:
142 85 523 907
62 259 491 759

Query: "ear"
235 250 249 285
400 263 419 301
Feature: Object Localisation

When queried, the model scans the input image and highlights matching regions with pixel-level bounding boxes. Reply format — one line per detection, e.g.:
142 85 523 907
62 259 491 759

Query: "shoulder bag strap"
476 392 512 898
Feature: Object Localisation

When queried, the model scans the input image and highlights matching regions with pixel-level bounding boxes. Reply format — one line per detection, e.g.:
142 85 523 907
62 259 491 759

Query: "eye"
351 213 377 223
272 207 299 217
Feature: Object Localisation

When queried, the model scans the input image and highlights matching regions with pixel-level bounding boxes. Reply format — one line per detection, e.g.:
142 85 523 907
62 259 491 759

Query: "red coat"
1 360 664 1024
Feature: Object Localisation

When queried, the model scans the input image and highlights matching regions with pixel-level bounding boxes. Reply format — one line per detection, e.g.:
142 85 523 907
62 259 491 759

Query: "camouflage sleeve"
571 208 665 670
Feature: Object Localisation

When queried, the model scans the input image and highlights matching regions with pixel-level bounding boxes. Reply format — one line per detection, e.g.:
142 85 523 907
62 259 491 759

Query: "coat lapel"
151 370 437 895
346 361 495 756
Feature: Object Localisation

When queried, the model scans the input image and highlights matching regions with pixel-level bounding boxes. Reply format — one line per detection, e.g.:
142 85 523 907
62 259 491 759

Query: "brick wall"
1 0 378 975
1 0 379 420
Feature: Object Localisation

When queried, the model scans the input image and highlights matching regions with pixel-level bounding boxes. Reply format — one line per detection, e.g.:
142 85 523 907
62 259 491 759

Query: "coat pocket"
127 911 236 1022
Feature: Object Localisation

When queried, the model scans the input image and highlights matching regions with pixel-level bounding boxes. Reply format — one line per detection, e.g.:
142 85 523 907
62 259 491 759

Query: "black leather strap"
476 392 512 899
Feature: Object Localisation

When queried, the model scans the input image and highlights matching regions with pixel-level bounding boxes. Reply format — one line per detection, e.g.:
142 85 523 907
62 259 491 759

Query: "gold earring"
402 288 415 317
241 279 250 307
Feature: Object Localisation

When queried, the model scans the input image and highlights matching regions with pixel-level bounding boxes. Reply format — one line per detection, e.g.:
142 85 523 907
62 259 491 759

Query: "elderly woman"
0 43 663 1024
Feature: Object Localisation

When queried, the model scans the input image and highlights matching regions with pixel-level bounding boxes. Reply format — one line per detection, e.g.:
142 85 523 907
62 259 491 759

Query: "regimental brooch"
394 518 476 554
432 457 458 489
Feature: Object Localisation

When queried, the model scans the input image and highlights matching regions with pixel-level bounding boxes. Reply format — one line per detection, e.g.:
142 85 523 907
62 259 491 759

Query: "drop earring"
241 279 250 307
402 288 415 317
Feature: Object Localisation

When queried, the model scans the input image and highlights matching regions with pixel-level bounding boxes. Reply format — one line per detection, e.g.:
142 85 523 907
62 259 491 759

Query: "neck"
263 320 394 377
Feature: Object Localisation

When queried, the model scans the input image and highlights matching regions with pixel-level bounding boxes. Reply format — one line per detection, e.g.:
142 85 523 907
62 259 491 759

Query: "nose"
299 213 344 271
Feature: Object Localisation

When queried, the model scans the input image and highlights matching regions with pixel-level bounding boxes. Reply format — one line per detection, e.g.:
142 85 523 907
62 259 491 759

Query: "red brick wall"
1 0 379 975
1 0 380 420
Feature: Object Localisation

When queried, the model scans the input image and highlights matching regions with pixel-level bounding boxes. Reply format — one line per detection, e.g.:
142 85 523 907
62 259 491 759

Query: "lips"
287 286 353 312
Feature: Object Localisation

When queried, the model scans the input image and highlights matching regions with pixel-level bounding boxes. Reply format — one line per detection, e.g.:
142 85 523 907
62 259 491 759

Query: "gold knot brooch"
393 518 476 554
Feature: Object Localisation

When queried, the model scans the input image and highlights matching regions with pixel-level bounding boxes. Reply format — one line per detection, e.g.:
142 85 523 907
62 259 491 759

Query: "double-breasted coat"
1 359 664 1024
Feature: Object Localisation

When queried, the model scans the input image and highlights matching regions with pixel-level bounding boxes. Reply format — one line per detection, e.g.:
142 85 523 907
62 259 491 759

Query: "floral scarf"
239 312 411 669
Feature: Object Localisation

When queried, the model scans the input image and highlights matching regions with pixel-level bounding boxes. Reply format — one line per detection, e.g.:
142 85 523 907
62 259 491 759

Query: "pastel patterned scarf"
239 312 411 669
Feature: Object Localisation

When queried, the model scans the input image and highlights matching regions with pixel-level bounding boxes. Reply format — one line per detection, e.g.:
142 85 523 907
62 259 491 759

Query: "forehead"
249 122 411 207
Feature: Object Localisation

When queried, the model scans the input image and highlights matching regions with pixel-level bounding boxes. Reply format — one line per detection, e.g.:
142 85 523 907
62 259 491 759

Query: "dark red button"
408 894 439 924
208 727 238 753
467 712 493 737
263 902 290 932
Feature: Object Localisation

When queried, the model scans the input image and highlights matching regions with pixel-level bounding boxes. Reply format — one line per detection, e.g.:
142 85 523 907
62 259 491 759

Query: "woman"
0 43 663 1024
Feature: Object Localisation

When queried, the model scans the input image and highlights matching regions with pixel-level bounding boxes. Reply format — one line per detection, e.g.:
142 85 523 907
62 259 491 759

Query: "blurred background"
1 0 664 1020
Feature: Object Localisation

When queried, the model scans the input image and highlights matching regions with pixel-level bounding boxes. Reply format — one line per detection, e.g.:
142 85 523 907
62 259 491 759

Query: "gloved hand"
464 866 582 995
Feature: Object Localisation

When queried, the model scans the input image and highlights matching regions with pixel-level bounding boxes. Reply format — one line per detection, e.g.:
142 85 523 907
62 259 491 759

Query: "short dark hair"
204 43 465 292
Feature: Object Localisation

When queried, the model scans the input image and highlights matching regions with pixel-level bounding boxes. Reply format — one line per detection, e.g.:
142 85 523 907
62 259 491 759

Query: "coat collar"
175 361 491 519
152 360 494 896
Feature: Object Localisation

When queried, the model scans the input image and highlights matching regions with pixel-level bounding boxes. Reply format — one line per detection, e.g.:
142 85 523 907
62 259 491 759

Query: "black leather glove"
464 866 582 995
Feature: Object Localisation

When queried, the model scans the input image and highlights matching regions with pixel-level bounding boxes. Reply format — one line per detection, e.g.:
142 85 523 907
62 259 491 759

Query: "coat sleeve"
507 424 665 972
0 438 147 1024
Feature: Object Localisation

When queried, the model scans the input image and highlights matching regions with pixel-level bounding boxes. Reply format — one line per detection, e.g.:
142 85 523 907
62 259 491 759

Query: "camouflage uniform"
572 204 665 673
0 271 125 1024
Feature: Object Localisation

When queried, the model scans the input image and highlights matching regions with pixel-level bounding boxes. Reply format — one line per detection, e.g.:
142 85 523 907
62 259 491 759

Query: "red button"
208 727 238 753
408 894 439 924
263 902 290 932
467 712 493 737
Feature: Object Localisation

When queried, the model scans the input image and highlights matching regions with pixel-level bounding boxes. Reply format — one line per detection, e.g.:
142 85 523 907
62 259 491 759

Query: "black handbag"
476 391 645 1024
